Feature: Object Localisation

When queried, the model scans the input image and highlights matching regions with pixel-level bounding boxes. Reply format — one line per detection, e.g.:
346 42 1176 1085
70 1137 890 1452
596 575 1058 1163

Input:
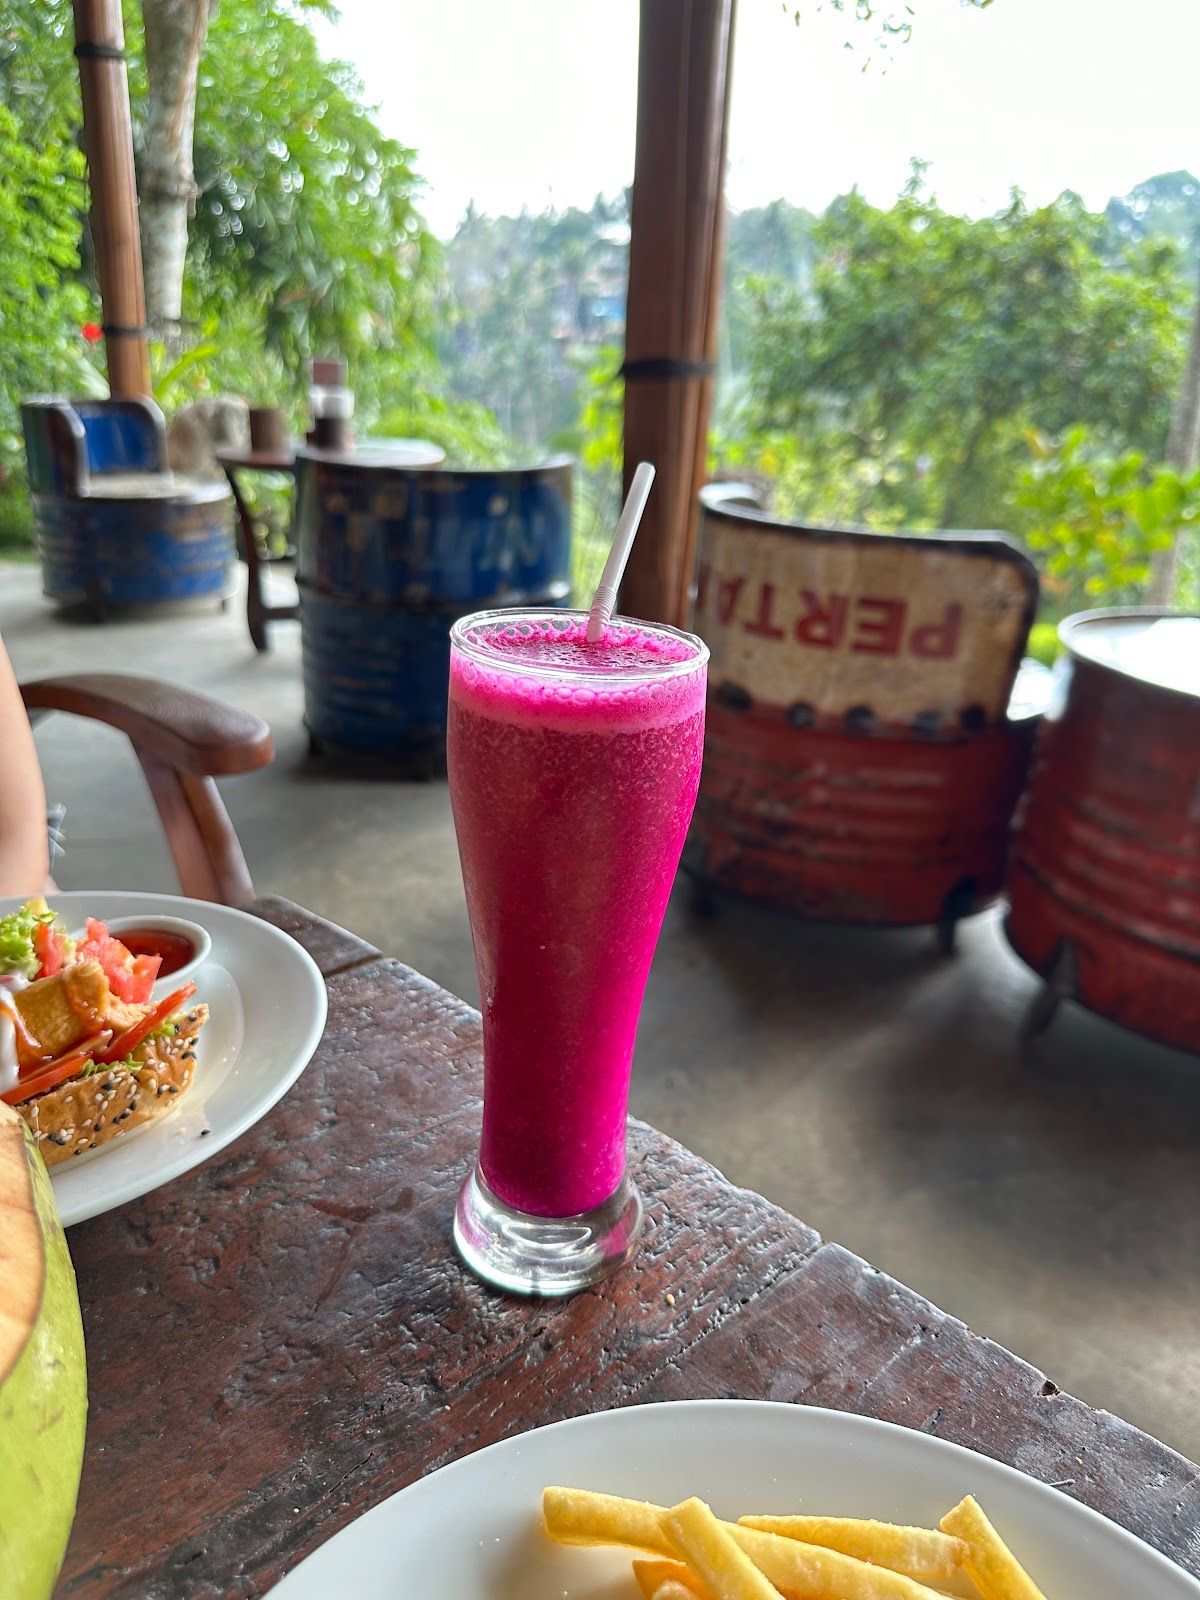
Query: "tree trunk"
139 0 213 340
1149 272 1200 604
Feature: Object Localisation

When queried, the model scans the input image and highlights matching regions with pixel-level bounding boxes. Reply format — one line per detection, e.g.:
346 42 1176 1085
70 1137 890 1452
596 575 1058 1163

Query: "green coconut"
0 1101 87 1599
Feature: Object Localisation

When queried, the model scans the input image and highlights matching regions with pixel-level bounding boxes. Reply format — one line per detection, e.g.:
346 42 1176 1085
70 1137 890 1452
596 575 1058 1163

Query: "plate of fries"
267 1400 1200 1598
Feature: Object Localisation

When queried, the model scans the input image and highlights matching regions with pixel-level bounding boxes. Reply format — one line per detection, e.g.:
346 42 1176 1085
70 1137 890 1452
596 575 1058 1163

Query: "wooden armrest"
21 673 274 906
19 673 273 777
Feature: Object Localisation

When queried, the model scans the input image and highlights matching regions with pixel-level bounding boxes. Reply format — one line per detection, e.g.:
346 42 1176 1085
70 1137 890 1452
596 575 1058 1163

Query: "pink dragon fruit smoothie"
447 610 707 1220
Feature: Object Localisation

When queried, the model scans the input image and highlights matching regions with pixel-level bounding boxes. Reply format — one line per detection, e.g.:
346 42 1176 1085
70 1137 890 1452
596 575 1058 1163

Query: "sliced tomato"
121 955 160 1003
75 918 161 1004
94 982 197 1067
3 1032 112 1105
1 1053 89 1105
34 921 67 978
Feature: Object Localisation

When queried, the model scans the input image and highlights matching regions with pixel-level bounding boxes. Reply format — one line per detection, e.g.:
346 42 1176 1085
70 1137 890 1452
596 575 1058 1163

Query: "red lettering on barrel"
851 597 905 655
744 582 785 639
910 602 963 659
795 590 848 649
718 576 746 625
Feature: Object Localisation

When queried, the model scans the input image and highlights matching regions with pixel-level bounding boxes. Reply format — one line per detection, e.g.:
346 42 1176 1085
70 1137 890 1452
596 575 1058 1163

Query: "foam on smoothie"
450 616 706 734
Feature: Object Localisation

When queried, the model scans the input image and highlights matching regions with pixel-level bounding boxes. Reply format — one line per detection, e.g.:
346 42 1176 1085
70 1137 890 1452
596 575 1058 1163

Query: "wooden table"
60 899 1200 1597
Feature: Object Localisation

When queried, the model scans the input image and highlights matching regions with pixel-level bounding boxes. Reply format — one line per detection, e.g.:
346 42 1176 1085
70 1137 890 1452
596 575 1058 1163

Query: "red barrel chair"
686 484 1040 949
1006 609 1200 1050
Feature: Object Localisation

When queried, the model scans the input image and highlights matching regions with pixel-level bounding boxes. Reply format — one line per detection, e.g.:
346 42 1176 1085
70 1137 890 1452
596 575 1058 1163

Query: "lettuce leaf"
0 899 57 980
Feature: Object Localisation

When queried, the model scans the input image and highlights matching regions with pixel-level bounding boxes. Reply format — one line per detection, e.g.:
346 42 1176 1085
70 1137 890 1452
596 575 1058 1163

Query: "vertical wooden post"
621 0 736 628
73 0 152 397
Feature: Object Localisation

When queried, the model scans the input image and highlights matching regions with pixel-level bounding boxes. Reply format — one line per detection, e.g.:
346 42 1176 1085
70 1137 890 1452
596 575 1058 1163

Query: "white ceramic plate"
267 1399 1200 1599
0 890 327 1226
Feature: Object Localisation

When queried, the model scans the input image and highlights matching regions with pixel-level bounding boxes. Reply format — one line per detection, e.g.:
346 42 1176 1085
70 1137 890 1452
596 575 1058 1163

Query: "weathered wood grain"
641 1241 1200 1571
56 901 1200 1597
248 893 380 976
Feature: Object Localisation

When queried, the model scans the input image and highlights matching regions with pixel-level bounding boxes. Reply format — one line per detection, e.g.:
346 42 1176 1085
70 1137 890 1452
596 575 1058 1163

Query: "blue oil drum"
300 579 571 768
22 398 234 616
294 454 573 604
296 455 574 765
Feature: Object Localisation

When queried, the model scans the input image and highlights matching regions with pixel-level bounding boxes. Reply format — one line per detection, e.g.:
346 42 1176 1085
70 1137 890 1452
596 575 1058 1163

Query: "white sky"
316 0 1200 238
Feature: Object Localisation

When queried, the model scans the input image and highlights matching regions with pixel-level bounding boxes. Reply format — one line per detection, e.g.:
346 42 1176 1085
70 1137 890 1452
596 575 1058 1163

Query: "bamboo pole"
620 0 736 628
72 0 151 397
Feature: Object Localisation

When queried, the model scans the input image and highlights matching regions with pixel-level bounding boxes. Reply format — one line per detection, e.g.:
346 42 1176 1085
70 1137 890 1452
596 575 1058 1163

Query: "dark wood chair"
216 445 301 653
19 674 273 906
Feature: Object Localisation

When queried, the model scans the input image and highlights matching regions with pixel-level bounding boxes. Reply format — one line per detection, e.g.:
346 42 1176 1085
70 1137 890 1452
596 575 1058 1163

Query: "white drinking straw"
585 461 656 643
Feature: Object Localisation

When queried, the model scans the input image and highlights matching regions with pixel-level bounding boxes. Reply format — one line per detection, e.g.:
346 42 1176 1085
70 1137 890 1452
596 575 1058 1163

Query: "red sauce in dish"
116 927 195 976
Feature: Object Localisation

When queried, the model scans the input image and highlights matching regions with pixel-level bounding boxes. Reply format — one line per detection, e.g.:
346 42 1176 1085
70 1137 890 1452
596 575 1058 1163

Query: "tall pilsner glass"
447 609 708 1295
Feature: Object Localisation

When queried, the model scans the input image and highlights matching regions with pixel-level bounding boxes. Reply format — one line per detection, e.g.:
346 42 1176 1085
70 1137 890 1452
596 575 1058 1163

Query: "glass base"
453 1164 643 1297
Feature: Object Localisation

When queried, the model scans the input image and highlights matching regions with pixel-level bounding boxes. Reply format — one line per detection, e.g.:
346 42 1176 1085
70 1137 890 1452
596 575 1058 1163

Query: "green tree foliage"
438 195 628 448
1106 170 1200 269
720 199 816 397
1018 426 1200 612
0 3 98 546
786 0 995 62
741 172 1190 533
174 0 436 410
0 0 441 420
557 345 625 598
372 393 515 467
0 0 509 549
0 1 80 141
0 107 91 441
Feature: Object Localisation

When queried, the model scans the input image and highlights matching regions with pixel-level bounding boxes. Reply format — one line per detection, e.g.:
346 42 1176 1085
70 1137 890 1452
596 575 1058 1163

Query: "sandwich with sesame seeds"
0 899 208 1166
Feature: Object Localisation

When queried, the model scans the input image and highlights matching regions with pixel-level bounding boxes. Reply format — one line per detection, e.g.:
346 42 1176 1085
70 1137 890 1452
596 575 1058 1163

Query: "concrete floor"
4 561 1199 1463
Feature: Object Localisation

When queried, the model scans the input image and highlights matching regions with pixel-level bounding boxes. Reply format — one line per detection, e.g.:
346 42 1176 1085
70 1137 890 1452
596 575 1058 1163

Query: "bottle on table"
308 357 354 452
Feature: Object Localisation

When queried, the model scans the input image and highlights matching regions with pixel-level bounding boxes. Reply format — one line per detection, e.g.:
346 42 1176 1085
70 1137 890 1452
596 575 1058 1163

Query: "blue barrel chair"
21 397 234 618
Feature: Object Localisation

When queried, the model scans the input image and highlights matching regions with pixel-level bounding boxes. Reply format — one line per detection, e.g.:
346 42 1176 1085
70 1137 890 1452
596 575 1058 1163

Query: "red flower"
81 323 102 342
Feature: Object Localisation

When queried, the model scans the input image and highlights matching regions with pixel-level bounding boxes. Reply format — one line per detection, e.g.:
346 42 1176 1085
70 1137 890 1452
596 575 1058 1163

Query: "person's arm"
0 633 49 895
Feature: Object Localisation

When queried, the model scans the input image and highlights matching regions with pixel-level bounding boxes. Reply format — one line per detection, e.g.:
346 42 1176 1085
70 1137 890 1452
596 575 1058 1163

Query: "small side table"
216 445 300 652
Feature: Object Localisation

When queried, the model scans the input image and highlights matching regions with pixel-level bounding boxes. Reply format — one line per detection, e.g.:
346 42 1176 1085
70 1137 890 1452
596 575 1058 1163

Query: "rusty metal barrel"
295 453 573 767
685 484 1041 935
1006 609 1200 1050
